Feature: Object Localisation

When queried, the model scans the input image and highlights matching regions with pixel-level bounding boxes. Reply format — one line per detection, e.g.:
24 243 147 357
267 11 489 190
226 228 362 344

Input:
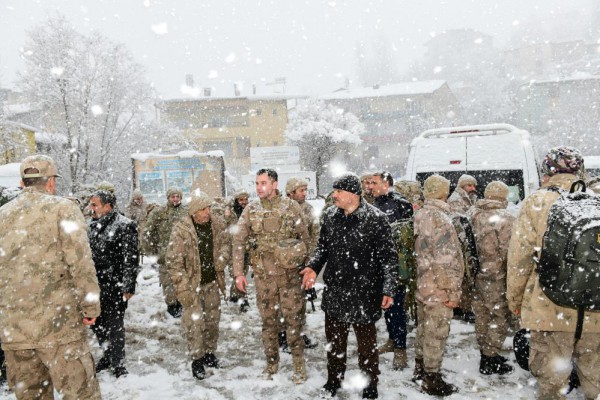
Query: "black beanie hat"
333 173 362 195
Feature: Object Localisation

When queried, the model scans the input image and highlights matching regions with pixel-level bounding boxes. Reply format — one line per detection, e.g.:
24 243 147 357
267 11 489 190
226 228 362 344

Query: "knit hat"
484 181 509 201
285 177 308 194
333 173 362 195
188 189 212 216
167 186 183 198
234 190 249 200
423 174 450 200
541 146 584 176
96 181 115 193
132 189 144 200
457 174 477 188
20 154 61 179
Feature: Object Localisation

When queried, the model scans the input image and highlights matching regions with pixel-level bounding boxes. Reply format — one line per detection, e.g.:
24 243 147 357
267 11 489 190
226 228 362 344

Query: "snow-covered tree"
285 100 364 193
17 15 164 200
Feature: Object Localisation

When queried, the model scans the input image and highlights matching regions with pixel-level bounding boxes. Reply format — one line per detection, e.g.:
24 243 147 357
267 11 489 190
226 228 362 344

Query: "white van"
405 123 540 202
585 155 600 178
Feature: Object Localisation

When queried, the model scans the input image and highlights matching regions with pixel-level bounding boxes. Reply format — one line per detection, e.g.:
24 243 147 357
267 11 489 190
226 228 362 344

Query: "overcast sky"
0 0 595 99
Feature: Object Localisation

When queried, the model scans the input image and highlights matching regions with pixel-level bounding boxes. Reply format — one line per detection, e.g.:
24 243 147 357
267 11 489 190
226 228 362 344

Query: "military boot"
291 358 307 384
112 366 128 379
302 334 317 349
95 354 111 373
239 299 250 313
191 359 206 380
412 358 425 382
262 361 279 380
392 348 408 370
480 354 513 375
202 352 220 369
167 301 183 318
378 339 395 354
320 381 341 398
421 372 458 397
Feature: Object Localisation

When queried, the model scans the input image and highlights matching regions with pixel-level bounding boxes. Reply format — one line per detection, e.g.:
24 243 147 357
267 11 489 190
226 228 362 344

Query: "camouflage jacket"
468 199 515 282
414 198 465 305
165 213 231 306
507 173 600 332
232 192 310 277
0 187 101 350
143 202 188 264
298 201 320 256
448 187 477 214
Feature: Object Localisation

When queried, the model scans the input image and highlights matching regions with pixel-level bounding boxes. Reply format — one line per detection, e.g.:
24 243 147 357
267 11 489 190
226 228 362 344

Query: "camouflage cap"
394 180 423 204
166 186 183 198
457 174 477 188
132 189 144 200
541 146 583 176
285 177 308 194
484 181 509 201
188 189 212 215
96 181 115 193
360 171 375 182
20 154 61 179
423 174 450 200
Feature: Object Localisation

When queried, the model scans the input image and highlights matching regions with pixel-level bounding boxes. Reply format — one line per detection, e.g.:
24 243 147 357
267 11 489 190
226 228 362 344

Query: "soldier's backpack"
536 180 600 339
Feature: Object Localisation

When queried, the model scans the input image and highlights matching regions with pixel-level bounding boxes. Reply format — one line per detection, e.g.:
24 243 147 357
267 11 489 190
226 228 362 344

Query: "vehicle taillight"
450 160 462 165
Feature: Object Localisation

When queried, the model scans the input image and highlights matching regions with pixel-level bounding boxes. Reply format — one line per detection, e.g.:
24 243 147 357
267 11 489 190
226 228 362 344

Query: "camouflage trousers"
415 301 453 373
182 281 221 360
254 270 305 362
530 331 600 400
473 278 510 357
4 340 101 400
157 262 178 306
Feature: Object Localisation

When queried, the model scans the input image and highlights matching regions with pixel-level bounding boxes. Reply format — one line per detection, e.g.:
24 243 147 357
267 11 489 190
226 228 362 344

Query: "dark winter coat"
89 210 139 297
310 200 398 324
372 190 413 224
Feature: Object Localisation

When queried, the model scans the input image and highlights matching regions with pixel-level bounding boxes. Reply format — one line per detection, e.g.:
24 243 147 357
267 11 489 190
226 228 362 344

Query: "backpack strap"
569 180 586 194
575 306 585 342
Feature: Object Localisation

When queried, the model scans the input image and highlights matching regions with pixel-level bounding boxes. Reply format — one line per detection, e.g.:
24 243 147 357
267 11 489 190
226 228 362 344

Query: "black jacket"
372 191 413 224
310 200 398 324
89 210 139 296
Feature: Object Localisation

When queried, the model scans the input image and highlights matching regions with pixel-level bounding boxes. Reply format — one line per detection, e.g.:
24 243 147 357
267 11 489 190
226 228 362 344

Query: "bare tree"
17 15 158 198
285 99 363 193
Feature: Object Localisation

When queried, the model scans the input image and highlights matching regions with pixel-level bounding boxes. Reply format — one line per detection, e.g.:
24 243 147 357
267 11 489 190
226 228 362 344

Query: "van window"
416 169 525 202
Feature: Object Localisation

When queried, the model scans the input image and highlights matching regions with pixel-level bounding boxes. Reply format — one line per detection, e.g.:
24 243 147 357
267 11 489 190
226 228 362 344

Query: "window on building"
236 137 251 158
203 140 234 158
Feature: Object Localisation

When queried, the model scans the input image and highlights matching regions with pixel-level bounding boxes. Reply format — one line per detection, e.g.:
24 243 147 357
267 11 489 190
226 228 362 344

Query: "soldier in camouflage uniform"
413 174 464 397
144 187 188 317
223 190 251 311
508 147 600 399
166 191 231 381
280 177 319 351
0 155 102 400
394 180 423 325
468 181 515 375
233 169 310 384
125 190 150 260
448 174 479 324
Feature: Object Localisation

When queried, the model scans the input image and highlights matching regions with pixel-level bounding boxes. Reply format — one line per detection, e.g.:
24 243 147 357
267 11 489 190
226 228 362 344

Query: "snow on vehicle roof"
412 123 529 143
0 162 22 188
319 80 447 100
584 155 600 168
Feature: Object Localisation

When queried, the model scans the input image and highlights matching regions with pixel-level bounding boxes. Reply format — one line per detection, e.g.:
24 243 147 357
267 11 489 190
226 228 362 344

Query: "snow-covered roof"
1 120 39 132
319 81 447 100
131 150 224 161
2 102 32 116
157 93 309 104
523 75 600 86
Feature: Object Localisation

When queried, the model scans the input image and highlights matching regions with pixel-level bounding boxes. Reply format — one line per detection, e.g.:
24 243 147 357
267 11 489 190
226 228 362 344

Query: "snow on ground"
0 260 587 399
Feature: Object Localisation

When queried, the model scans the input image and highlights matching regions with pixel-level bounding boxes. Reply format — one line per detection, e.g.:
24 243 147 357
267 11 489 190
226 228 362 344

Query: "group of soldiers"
1 147 600 399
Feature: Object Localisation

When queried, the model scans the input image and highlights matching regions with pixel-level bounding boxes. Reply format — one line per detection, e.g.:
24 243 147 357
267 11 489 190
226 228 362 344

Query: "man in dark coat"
367 171 413 370
88 190 139 378
302 173 398 399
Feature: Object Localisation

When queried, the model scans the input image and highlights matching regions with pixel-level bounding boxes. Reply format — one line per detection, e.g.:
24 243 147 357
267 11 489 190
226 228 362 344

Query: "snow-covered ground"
0 260 586 399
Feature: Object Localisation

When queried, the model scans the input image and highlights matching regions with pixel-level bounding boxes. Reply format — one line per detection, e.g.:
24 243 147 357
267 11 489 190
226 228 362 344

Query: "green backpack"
390 219 416 284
